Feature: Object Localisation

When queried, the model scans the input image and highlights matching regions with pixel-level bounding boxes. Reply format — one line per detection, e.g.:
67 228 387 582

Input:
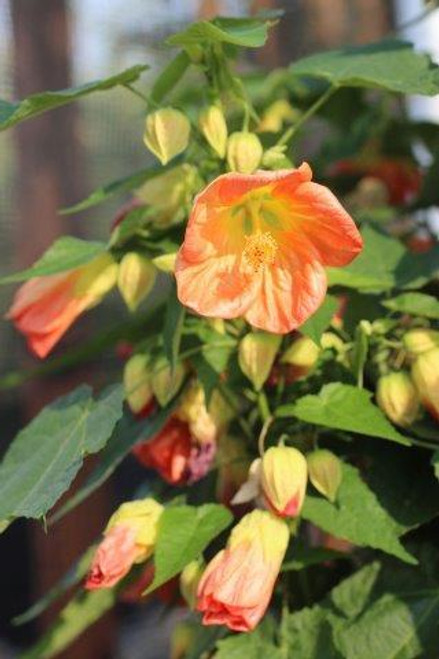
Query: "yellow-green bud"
238 331 281 390
179 559 204 610
151 356 185 407
143 108 190 165
376 372 419 427
280 335 320 378
152 253 177 273
117 253 156 312
124 354 153 414
258 99 299 133
199 105 228 158
75 253 118 303
261 144 291 170
403 328 439 357
227 132 263 174
320 332 345 353
412 347 439 421
261 446 308 517
307 450 342 503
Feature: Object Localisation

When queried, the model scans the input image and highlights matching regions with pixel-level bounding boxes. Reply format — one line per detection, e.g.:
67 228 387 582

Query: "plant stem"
277 85 337 146
123 83 151 106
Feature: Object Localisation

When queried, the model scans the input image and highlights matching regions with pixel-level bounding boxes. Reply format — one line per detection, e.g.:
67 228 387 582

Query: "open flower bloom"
7 254 118 358
197 509 289 631
176 164 362 334
85 498 163 590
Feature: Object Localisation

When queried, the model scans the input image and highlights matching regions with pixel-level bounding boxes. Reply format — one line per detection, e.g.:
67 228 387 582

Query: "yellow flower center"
243 231 278 271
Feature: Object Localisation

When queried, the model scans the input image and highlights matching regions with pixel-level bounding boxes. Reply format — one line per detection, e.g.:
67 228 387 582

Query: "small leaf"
277 382 411 445
290 40 439 96
215 629 282 659
302 464 416 564
300 295 338 345
163 284 186 372
0 385 123 530
0 237 107 284
383 292 439 319
282 604 338 658
151 51 191 104
0 65 148 131
145 504 232 594
168 16 276 49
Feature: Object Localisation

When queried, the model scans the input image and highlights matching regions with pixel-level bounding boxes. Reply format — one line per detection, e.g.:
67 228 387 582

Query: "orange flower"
197 510 289 631
7 254 117 358
175 165 362 334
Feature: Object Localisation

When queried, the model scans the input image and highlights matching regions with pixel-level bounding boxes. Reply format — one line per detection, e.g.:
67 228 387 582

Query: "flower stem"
277 84 337 146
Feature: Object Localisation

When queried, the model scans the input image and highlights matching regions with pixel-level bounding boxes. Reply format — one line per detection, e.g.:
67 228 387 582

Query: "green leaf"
215 630 283 659
290 40 439 95
145 504 232 593
301 295 338 345
282 604 339 659
49 401 177 525
302 464 416 564
151 51 191 104
0 385 123 530
351 322 369 387
168 16 276 49
163 284 185 372
0 237 107 284
61 168 158 215
282 546 346 572
328 225 405 293
383 292 439 319
0 65 148 131
277 382 411 445
21 588 116 659
13 545 96 625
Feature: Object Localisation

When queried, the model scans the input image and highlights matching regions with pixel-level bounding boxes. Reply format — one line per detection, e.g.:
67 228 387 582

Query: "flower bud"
177 382 230 444
261 446 307 517
74 253 119 302
403 328 439 357
152 253 177 272
261 144 291 170
151 356 185 406
376 372 419 427
180 559 204 609
199 105 228 158
412 347 439 421
124 353 153 414
258 99 298 133
227 132 263 174
143 108 190 165
117 252 156 312
238 331 281 390
85 498 163 590
136 164 199 227
307 450 342 503
280 335 320 379
320 332 345 353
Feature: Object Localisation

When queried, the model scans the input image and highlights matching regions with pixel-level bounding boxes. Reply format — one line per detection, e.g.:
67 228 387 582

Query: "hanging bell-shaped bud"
376 372 419 427
118 252 156 312
307 449 342 503
261 446 308 518
124 353 153 415
238 331 281 391
227 131 263 174
199 105 228 158
143 108 190 165
403 328 439 357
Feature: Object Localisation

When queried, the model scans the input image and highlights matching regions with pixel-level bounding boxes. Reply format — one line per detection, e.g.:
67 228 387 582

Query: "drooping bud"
261 446 308 517
261 144 291 170
258 99 298 133
180 559 204 610
376 372 419 427
152 253 177 273
280 335 320 380
151 356 186 406
124 353 153 414
74 253 119 302
403 328 439 357
238 331 281 390
320 332 345 353
412 347 439 421
117 252 156 312
226 131 263 174
177 381 230 444
143 108 190 165
307 450 342 503
198 105 228 158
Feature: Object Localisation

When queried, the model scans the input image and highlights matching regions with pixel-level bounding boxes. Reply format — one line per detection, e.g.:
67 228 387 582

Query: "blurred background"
0 1 438 657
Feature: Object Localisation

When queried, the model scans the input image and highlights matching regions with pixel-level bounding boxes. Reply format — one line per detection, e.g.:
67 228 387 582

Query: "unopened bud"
376 372 419 427
412 347 439 421
307 450 342 503
199 105 228 158
280 335 320 379
179 559 204 610
118 253 156 312
261 446 307 517
227 132 263 174
152 253 177 272
136 164 199 227
143 108 190 165
258 99 298 133
238 331 281 390
152 356 185 406
124 354 153 414
75 253 118 302
261 144 291 170
320 332 345 353
403 328 439 356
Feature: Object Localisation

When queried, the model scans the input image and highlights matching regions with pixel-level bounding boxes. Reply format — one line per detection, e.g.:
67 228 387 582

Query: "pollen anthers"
243 231 278 271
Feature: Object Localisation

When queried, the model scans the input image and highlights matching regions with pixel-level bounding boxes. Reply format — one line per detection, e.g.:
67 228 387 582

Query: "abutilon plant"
2 10 439 659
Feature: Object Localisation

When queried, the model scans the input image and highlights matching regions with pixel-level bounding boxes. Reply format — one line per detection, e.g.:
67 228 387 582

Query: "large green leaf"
277 383 411 445
282 604 339 659
0 385 123 530
21 588 116 659
168 15 277 49
0 65 148 131
145 504 232 593
383 292 439 319
302 464 416 564
215 630 283 659
0 237 107 284
290 40 439 95
301 294 338 345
